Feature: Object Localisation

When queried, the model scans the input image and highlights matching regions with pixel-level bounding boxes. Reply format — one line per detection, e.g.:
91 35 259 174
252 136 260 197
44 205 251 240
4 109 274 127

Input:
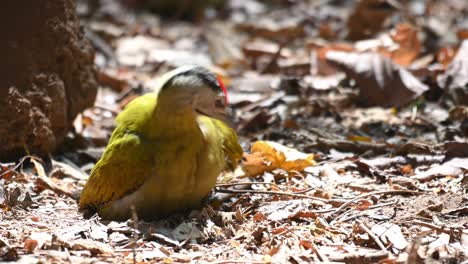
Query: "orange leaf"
253 212 267 222
23 239 38 253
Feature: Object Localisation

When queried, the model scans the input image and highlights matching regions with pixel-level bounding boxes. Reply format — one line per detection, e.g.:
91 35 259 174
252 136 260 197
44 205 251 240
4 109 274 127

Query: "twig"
130 205 138 264
339 201 398 222
260 40 289 74
328 250 389 263
329 190 423 217
398 219 468 235
92 104 119 116
0 156 32 178
216 182 284 190
314 138 390 155
85 29 118 66
356 220 388 252
214 188 329 204
298 128 342 141
214 261 269 264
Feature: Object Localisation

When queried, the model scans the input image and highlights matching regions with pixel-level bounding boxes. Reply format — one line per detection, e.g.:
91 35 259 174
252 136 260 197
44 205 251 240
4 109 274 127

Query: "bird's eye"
215 98 225 108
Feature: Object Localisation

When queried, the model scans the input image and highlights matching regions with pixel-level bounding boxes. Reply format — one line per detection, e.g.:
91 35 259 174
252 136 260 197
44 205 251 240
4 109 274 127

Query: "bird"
79 65 243 221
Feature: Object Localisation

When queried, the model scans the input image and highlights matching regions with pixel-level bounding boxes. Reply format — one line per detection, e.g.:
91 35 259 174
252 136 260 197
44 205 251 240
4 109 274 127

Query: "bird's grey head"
158 66 230 121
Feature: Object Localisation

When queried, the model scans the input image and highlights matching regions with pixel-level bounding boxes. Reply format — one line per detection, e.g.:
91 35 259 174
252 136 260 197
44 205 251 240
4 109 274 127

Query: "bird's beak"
196 107 235 127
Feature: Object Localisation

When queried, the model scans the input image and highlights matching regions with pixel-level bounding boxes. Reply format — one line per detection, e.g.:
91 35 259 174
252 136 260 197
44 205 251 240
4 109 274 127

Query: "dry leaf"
437 46 458 69
308 42 355 76
411 158 467 182
237 17 305 41
51 160 89 181
347 0 399 40
205 21 245 69
23 239 38 253
437 40 468 104
457 28 468 40
35 175 73 197
253 212 267 222
69 239 113 255
116 35 170 67
355 23 421 66
242 141 316 177
372 223 408 251
24 232 52 253
326 51 428 107
377 23 421 66
387 24 421 66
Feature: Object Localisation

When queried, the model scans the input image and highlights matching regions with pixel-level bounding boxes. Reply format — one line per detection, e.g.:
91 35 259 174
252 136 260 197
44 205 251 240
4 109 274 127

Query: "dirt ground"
1 0 467 263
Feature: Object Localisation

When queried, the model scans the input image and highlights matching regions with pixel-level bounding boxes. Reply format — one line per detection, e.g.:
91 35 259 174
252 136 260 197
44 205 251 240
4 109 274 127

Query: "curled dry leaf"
356 23 421 66
326 51 428 107
68 239 114 256
437 40 468 104
411 158 467 182
242 141 316 177
385 23 421 66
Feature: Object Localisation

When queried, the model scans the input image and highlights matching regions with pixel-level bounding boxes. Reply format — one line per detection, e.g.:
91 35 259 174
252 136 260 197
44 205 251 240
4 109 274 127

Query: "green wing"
79 94 157 211
79 130 153 211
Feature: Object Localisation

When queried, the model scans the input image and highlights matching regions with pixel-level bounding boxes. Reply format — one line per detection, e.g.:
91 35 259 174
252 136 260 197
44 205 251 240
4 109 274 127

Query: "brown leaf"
326 51 428 107
347 0 399 40
437 46 458 69
308 42 355 76
23 239 38 253
299 240 314 250
444 141 468 159
437 40 468 104
457 28 468 41
69 239 114 256
253 212 267 222
399 164 414 175
242 40 291 60
237 17 305 41
355 199 374 210
380 23 421 66
97 69 129 92
35 175 73 198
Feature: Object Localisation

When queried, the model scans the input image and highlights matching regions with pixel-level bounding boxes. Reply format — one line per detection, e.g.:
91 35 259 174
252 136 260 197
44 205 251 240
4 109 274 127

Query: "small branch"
260 40 288 74
329 190 423 217
328 250 389 263
0 156 32 178
356 220 388 252
214 188 329 204
398 219 468 235
214 261 269 264
216 182 283 189
130 205 138 264
339 201 398 222
313 138 391 155
92 104 119 116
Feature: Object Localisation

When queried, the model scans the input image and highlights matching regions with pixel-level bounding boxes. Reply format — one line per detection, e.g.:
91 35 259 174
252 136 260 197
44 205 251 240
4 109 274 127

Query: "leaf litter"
1 0 467 263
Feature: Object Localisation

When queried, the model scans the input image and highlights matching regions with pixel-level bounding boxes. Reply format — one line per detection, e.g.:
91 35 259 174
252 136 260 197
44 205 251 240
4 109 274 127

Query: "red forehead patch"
217 76 228 104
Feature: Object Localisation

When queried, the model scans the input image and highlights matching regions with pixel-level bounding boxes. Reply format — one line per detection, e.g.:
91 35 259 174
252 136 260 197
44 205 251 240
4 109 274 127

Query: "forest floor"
1 0 467 263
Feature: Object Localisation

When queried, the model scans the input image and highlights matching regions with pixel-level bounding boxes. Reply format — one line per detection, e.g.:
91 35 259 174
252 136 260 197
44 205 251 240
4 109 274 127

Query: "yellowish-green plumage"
79 68 242 221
